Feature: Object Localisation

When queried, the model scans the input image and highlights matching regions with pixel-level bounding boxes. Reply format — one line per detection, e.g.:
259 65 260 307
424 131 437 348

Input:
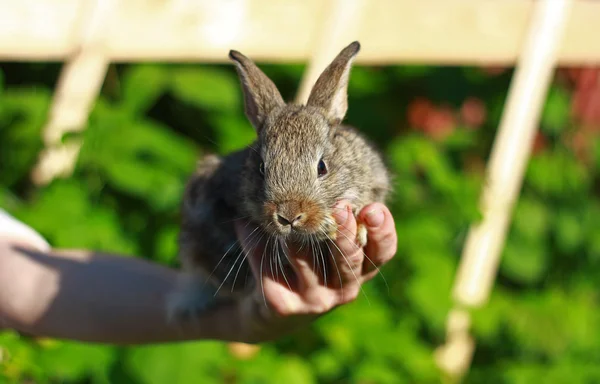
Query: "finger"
263 239 336 314
281 239 322 293
358 203 397 276
235 222 310 315
331 201 364 286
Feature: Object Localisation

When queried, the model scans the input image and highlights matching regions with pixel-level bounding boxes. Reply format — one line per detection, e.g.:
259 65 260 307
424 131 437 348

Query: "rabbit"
168 41 391 322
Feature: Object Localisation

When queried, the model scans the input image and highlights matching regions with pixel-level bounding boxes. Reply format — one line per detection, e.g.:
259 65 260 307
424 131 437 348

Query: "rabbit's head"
230 42 361 240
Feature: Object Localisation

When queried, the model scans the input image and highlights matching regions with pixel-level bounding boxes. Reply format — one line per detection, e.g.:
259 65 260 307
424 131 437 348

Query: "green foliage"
1 58 599 384
541 85 571 134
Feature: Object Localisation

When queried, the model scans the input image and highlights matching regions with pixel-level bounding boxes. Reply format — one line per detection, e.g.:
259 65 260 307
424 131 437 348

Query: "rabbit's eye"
317 159 328 177
259 162 265 176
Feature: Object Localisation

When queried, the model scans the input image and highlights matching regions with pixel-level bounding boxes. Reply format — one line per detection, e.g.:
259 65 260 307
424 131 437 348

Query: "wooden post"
435 0 573 379
295 0 365 104
31 0 112 185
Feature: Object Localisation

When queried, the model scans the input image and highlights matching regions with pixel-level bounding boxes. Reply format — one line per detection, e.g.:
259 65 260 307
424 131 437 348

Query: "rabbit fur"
168 41 391 322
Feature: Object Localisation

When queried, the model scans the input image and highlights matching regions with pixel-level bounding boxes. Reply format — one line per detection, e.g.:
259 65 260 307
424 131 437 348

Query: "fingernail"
333 203 349 225
365 208 384 227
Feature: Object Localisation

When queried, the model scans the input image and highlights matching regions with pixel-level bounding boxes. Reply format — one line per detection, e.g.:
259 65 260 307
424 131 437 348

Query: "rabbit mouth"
265 212 337 243
259 200 337 241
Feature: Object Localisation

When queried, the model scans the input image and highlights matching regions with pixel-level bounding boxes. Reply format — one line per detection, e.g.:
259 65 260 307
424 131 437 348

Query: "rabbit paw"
166 275 218 324
167 289 218 325
324 214 338 241
357 222 368 248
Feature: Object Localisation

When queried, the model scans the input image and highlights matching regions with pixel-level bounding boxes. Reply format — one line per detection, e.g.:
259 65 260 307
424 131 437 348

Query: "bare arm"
0 202 397 345
0 241 246 344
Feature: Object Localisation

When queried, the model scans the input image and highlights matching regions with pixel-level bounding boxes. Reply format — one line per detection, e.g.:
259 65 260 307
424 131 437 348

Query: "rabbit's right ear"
229 50 285 132
306 41 360 126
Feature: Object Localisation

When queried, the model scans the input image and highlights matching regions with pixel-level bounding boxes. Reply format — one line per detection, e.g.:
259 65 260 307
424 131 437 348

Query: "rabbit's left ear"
229 50 285 133
306 41 360 126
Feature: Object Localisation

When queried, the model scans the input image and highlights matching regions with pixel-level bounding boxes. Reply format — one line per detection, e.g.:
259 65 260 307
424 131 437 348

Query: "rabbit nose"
276 213 304 228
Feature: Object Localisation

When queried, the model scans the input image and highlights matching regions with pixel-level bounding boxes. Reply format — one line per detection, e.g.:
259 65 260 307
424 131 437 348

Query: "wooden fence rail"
0 0 599 64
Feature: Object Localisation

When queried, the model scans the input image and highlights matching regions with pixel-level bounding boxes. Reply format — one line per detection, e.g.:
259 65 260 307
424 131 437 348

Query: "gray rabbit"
168 41 391 321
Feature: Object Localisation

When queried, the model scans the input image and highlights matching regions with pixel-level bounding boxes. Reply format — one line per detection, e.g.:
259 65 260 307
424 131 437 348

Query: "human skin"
0 201 397 345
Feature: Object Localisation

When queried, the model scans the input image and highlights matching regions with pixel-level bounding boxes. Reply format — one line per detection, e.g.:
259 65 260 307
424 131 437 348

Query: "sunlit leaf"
170 67 240 111
541 86 571 134
501 237 548 284
121 64 169 113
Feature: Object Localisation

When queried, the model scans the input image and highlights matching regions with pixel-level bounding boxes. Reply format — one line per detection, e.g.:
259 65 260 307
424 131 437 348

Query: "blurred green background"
1 58 600 383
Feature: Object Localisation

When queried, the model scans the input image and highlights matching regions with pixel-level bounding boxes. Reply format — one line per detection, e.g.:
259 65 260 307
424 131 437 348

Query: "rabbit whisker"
259 235 271 309
279 239 297 289
271 235 282 284
277 241 293 291
323 238 343 290
229 252 248 293
232 230 267 292
335 228 390 293
215 227 263 296
315 236 328 288
310 236 323 286
204 226 260 290
273 238 279 283
308 235 316 279
247 143 260 155
269 235 276 283
322 231 370 305
215 247 244 296
297 235 307 253
219 215 253 225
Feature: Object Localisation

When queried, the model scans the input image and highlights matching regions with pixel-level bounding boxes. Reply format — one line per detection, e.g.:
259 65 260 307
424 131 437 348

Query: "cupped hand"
234 200 397 343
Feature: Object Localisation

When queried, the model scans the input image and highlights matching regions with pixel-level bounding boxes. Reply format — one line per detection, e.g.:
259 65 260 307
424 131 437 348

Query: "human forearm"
0 241 244 345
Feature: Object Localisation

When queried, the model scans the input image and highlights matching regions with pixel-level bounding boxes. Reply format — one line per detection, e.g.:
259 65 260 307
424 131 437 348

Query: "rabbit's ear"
306 41 360 126
229 50 285 132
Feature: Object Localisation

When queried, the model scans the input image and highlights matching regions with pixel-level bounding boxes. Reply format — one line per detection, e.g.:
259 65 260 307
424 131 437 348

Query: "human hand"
234 200 397 343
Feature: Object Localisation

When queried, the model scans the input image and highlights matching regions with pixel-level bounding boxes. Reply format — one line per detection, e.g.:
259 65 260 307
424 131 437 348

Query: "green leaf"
394 65 432 79
397 214 454 256
555 210 585 254
471 290 511 341
504 288 600 357
502 360 600 384
442 127 478 150
311 351 343 381
541 86 571 134
121 64 169 113
512 197 551 241
210 114 256 154
501 236 548 284
387 135 458 196
353 359 409 384
526 150 591 197
272 357 316 384
405 250 454 330
125 342 230 384
348 67 388 96
15 181 137 253
0 88 51 186
80 111 198 210
154 225 179 264
36 342 116 383
0 331 44 382
170 67 240 112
